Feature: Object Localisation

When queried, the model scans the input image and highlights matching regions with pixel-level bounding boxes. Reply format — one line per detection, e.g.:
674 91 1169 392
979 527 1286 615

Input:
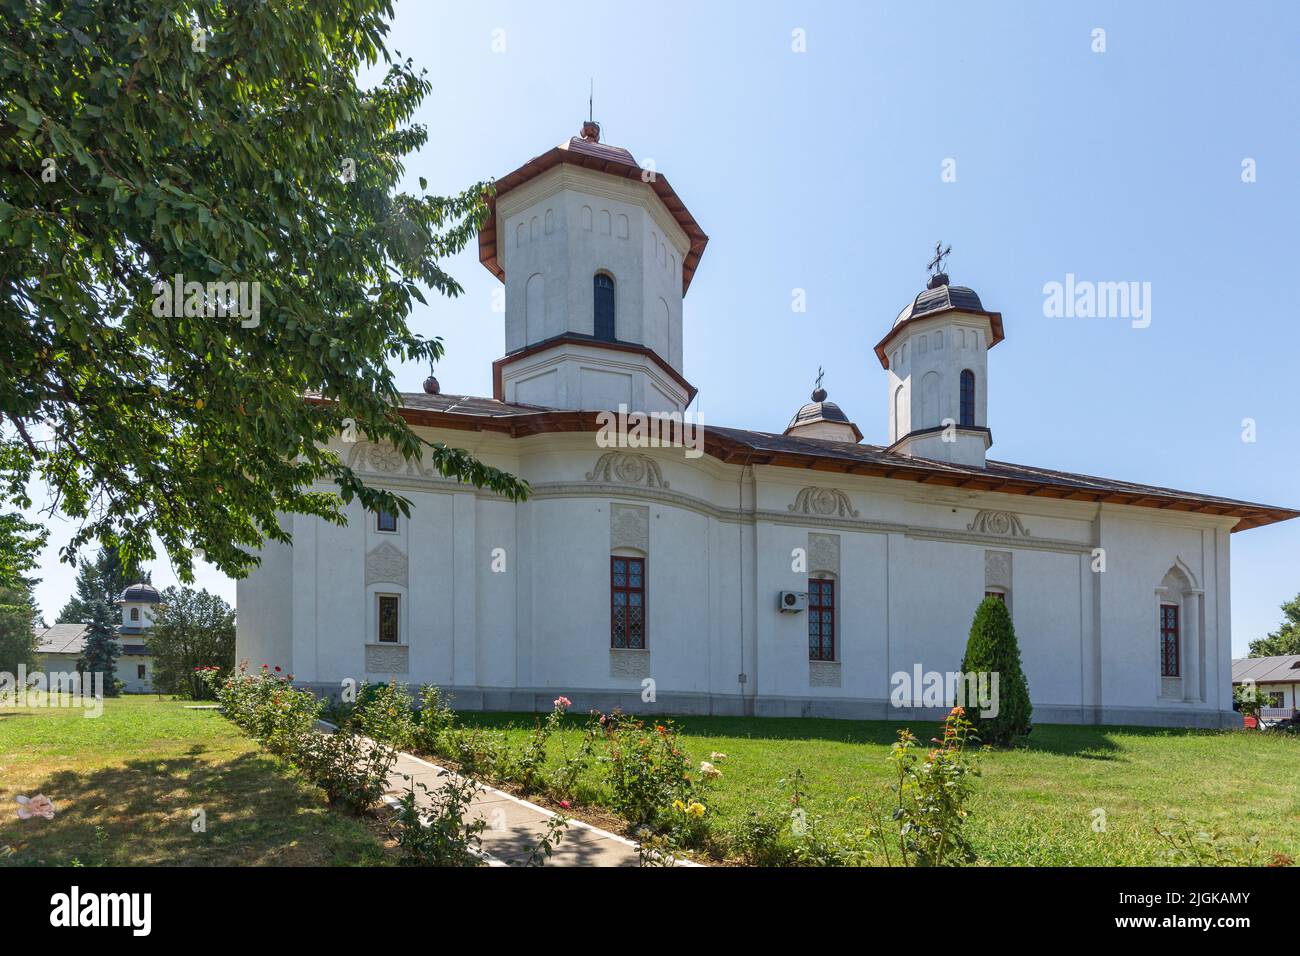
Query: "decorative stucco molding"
586 451 670 488
609 648 651 680
365 541 409 588
347 440 435 478
611 504 650 553
789 487 860 519
967 510 1030 537
985 550 1012 590
365 643 408 674
808 532 840 576
809 661 841 688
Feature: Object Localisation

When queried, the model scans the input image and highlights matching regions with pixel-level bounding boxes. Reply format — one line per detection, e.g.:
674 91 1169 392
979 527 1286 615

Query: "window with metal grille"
808 578 835 662
378 594 400 644
1160 604 1179 677
959 369 975 426
984 590 1006 604
610 556 645 649
594 273 615 341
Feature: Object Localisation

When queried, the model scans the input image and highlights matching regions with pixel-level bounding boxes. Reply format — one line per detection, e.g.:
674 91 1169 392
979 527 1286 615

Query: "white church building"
236 122 1297 728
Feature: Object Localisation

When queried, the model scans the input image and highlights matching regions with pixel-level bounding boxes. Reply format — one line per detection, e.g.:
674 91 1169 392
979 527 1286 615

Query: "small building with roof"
1232 655 1300 721
34 583 162 693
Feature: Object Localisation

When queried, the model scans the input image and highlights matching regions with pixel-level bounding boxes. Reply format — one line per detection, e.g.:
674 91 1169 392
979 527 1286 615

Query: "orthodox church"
236 122 1297 727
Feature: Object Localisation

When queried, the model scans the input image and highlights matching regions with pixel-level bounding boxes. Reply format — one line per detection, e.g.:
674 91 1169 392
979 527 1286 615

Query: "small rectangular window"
984 591 1006 603
378 595 400 644
808 578 835 662
137 664 146 679
610 556 645 649
377 510 398 533
1159 604 1180 678
1268 691 1285 708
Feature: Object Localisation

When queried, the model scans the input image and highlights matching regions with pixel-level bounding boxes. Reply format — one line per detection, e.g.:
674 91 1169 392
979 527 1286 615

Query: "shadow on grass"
0 751 385 867
455 710 1229 759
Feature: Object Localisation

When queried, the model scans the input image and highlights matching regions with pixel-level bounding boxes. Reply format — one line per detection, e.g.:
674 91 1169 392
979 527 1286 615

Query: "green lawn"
455 711 1300 865
0 695 390 866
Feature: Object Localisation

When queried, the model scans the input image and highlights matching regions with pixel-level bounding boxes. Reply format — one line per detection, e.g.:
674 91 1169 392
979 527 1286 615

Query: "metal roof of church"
876 275 1005 369
362 392 1300 533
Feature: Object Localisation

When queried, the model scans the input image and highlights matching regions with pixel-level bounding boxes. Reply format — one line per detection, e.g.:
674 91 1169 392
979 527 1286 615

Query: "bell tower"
479 122 708 414
874 246 1004 468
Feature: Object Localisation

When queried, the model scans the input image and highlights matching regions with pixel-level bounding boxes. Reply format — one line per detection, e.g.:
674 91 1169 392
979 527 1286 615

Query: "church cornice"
308 397 1298 532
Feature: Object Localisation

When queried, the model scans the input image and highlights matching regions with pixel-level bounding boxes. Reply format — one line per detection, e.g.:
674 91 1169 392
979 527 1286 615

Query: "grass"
0 694 391 866
453 710 1300 865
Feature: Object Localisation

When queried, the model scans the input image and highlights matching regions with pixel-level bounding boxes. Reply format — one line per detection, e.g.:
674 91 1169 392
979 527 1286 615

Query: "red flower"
559 800 571 810
274 666 281 672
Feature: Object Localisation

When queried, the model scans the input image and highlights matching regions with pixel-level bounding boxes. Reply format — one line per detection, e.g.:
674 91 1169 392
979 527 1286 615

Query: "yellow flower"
686 802 706 818
672 800 687 813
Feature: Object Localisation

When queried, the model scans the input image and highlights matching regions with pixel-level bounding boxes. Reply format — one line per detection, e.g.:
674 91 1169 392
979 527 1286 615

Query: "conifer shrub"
959 596 1032 745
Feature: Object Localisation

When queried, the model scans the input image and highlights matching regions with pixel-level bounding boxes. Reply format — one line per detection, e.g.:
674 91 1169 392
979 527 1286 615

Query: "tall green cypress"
78 599 121 697
959 596 1032 745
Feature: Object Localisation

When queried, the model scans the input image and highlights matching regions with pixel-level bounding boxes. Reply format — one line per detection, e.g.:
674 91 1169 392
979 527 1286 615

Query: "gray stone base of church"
298 683 1241 730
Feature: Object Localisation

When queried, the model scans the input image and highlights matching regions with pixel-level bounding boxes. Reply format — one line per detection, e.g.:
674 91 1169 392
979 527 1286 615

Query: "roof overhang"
491 335 697 404
478 145 709 296
875 307 1005 370
331 400 1299 533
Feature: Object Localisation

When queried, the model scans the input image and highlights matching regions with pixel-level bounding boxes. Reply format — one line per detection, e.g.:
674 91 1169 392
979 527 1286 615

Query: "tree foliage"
0 0 527 582
959 597 1032 746
149 585 234 698
0 510 46 672
1248 594 1300 658
77 597 120 695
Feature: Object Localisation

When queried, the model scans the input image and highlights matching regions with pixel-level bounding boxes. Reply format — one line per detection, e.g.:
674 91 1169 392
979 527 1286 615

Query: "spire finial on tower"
579 80 602 142
811 366 827 403
927 241 951 288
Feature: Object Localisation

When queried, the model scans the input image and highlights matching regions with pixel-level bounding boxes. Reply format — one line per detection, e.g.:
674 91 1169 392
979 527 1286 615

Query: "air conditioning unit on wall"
778 590 807 613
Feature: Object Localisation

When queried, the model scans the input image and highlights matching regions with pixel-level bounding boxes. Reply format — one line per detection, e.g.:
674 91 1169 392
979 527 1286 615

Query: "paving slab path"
383 749 690 867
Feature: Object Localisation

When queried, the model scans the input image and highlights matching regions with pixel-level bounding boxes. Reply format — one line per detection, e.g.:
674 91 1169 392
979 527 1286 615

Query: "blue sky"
28 0 1300 653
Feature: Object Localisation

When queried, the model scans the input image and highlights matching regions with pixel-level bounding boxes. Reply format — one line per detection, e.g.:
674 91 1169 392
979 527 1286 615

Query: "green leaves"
1 0 527 581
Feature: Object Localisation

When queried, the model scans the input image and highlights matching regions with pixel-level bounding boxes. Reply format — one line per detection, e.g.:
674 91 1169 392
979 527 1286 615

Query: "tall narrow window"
377 510 397 533
378 595 400 644
959 369 976 426
137 664 147 680
1159 604 1180 677
593 273 615 341
808 578 835 662
130 607 139 622
610 556 645 649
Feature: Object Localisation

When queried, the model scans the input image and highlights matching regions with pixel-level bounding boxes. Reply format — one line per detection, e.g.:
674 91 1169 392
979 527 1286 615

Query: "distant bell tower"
479 121 708 414
874 244 1004 468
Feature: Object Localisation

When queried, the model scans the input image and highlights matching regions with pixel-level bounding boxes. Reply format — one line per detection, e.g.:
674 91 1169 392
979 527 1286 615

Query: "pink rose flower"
559 800 571 810
16 794 56 820
554 696 572 710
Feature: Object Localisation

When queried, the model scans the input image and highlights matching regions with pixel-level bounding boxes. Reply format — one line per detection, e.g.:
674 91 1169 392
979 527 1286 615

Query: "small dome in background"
120 583 161 604
783 375 863 444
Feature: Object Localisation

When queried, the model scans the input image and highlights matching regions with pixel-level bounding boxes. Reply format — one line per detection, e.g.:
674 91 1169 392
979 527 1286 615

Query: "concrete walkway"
383 749 678 867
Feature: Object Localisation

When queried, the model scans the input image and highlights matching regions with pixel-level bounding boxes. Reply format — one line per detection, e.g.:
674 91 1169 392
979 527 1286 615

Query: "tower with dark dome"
873 254 1004 468
118 582 161 634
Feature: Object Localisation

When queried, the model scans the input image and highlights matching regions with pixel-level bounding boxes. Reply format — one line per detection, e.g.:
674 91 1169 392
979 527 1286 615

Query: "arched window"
593 273 615 341
808 577 836 662
959 369 976 426
130 607 139 622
